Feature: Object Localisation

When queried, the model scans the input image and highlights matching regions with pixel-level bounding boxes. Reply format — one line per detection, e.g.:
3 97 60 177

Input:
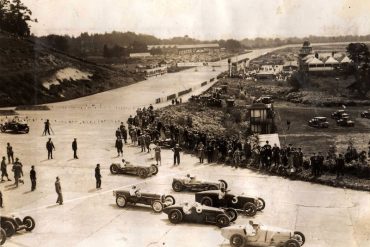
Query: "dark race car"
1 121 29 134
110 160 158 178
172 175 227 192
162 202 237 228
113 189 175 213
0 227 6 245
195 190 265 217
308 117 329 128
360 110 370 119
331 110 347 120
0 215 35 238
336 116 355 127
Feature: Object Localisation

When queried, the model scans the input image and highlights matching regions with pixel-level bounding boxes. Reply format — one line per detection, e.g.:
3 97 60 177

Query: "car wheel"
151 164 158 175
1 221 15 237
151 200 164 213
256 198 266 211
110 164 119 174
164 195 176 205
0 228 6 245
293 231 305 246
225 208 238 222
219 179 228 190
138 168 148 178
216 214 230 228
243 202 257 217
230 234 246 247
23 216 36 231
284 239 300 247
116 196 127 208
1 126 6 133
168 209 183 224
200 196 213 206
172 181 183 192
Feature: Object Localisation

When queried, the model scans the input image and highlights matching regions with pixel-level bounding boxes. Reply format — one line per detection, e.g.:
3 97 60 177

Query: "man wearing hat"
30 165 36 191
172 144 182 166
46 138 56 159
95 164 102 189
12 158 24 187
1 156 11 182
55 177 63 205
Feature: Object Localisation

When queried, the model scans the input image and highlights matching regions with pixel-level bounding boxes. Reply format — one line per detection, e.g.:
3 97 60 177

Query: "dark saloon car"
308 117 329 128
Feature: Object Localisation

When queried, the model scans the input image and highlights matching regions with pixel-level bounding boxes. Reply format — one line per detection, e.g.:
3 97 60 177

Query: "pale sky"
23 0 370 40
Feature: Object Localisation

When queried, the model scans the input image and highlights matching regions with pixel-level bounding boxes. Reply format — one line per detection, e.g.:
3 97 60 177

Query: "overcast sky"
23 0 370 40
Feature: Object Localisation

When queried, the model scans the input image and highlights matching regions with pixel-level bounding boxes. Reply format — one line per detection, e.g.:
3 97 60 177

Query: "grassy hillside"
0 31 144 107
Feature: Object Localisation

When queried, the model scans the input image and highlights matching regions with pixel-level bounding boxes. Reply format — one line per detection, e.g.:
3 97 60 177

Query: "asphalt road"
1 49 370 247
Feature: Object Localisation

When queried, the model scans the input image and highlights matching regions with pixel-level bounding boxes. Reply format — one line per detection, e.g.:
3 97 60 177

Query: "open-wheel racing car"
172 174 227 192
1 120 29 134
0 215 35 238
163 202 237 228
110 159 158 178
113 188 175 213
0 227 6 245
308 117 329 128
221 221 305 247
195 190 265 217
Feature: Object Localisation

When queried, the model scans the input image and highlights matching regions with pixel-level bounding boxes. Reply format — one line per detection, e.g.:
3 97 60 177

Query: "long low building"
147 43 220 54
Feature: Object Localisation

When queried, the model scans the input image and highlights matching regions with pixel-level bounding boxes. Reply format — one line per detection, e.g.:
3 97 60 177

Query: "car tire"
151 164 158 175
168 209 183 224
1 126 6 133
0 228 6 245
138 168 148 178
284 239 300 247
164 195 176 205
23 216 36 231
219 179 228 190
256 197 266 211
1 221 15 238
243 202 257 217
110 164 119 174
116 195 127 208
172 181 183 192
293 231 306 246
216 214 230 228
225 208 238 222
200 196 213 207
151 200 164 213
230 234 246 247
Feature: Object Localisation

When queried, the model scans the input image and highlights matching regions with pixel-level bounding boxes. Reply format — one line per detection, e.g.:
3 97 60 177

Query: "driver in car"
122 159 130 167
182 202 192 215
129 185 141 197
218 187 226 200
185 174 195 183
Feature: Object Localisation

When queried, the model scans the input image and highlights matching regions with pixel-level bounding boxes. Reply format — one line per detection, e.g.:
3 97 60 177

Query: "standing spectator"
120 123 128 144
272 144 280 166
197 142 205 163
55 177 63 205
233 149 241 167
95 164 102 189
154 144 161 166
286 120 291 130
145 134 151 153
6 143 14 164
139 134 146 152
172 144 182 166
206 143 214 163
130 128 138 145
297 148 304 168
336 154 345 179
46 138 56 159
30 165 36 191
115 128 122 139
12 158 24 187
317 152 324 176
0 190 3 208
43 119 51 135
244 141 252 161
310 153 319 177
72 138 78 159
1 156 11 182
115 138 123 157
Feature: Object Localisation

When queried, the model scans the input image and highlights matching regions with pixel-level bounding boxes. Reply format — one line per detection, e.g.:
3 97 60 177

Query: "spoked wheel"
293 231 305 246
110 164 119 174
172 181 183 192
0 228 6 245
200 196 213 207
23 216 36 231
216 215 230 228
164 195 176 206
138 168 148 178
116 196 127 208
151 165 158 175
1 221 15 237
256 197 265 211
284 239 300 247
168 209 183 224
229 234 246 247
224 208 238 222
243 202 257 217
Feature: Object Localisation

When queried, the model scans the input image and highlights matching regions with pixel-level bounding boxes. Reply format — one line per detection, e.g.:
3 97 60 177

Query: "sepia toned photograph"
0 0 370 246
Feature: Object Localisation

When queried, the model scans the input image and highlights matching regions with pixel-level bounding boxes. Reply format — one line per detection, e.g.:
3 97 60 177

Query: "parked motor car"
113 188 175 213
360 110 370 119
308 117 329 128
221 221 305 247
337 117 355 127
254 95 274 105
162 202 237 228
110 159 158 178
195 190 265 217
0 227 6 245
1 120 29 134
0 215 35 237
331 110 347 120
172 174 227 192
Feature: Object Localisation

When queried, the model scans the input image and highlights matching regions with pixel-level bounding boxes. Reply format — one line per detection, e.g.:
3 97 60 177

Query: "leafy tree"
346 43 370 67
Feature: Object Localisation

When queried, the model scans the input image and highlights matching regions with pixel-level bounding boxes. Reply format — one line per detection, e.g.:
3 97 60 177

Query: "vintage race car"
308 117 329 128
172 175 227 192
1 121 29 134
0 227 6 245
0 215 35 238
113 189 175 213
110 160 158 178
221 221 305 247
162 202 237 228
195 190 265 217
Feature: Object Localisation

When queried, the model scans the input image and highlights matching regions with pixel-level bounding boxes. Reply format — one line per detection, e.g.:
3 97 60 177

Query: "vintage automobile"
360 110 370 119
172 175 227 192
331 110 347 120
221 221 305 247
1 120 29 134
336 116 355 127
307 117 329 128
162 202 237 228
110 160 158 178
254 95 274 105
0 227 6 245
113 189 175 213
195 190 265 217
0 215 35 237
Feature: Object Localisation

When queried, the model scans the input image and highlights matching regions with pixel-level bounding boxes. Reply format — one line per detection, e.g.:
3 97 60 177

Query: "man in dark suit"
72 138 78 159
55 177 63 205
46 138 56 159
95 164 102 189
30 165 36 191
